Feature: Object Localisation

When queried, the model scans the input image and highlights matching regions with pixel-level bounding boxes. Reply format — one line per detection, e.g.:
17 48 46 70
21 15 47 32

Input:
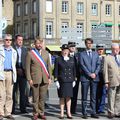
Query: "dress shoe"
38 114 46 120
5 115 15 120
108 112 114 119
32 114 38 120
91 114 99 118
82 115 88 119
0 115 3 120
115 113 120 118
67 116 73 119
59 116 64 119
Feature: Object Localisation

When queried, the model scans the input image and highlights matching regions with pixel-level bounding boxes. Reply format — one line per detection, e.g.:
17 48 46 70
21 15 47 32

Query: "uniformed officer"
54 44 77 119
68 41 80 114
96 44 107 114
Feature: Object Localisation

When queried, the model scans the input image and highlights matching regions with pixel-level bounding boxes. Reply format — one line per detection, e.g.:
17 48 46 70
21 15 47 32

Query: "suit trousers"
32 82 48 115
81 80 98 115
108 85 120 115
12 75 27 112
0 71 13 116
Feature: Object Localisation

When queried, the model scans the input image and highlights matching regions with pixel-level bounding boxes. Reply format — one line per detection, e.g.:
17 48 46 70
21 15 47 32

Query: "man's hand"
90 73 96 79
28 80 33 87
105 83 109 89
48 79 52 85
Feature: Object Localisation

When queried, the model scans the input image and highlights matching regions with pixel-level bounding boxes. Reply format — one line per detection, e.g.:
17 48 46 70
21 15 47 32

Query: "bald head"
111 43 120 55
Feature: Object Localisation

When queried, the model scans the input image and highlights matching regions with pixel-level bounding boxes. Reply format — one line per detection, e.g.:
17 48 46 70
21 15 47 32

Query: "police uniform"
96 44 107 113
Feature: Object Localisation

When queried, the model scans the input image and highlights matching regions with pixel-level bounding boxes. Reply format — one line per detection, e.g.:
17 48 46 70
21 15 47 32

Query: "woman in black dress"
54 44 76 119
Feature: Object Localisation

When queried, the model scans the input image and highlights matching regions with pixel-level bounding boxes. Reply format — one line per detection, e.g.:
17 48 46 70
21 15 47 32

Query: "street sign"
91 24 112 48
60 28 85 47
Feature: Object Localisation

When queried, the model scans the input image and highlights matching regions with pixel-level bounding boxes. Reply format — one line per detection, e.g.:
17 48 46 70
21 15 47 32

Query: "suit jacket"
79 50 100 82
54 56 76 83
26 49 52 84
0 45 17 83
104 54 120 87
14 46 27 70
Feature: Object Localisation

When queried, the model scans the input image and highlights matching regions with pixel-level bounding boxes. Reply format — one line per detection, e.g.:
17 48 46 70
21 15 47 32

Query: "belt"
4 69 13 72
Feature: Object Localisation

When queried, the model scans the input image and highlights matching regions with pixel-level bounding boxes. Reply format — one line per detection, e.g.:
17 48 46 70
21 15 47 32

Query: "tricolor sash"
31 49 49 78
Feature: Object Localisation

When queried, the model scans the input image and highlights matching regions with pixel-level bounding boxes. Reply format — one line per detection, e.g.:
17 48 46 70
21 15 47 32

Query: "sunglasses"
5 39 12 41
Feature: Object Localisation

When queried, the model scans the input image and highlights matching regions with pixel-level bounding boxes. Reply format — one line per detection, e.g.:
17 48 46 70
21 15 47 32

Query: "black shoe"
5 115 15 120
0 115 3 120
82 115 88 119
91 114 99 118
67 116 73 119
59 116 64 119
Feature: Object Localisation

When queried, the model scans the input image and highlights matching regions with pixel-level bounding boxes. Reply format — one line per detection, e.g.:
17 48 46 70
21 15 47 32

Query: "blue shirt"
4 47 12 70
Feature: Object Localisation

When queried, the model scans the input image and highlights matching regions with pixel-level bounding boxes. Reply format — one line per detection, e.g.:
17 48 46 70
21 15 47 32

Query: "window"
91 24 97 29
46 0 53 13
91 3 98 15
17 4 21 16
77 23 83 39
119 5 120 15
62 1 68 13
32 21 37 38
106 4 111 16
24 23 28 39
32 0 37 13
24 2 28 15
77 2 84 14
46 22 53 38
16 24 21 34
61 22 68 32
119 25 120 39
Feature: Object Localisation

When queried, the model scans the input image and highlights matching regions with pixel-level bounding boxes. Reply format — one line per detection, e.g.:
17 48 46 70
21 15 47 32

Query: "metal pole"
0 0 2 39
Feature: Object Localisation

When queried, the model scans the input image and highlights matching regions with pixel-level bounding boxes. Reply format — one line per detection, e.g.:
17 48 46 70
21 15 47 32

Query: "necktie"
88 51 92 59
115 55 120 67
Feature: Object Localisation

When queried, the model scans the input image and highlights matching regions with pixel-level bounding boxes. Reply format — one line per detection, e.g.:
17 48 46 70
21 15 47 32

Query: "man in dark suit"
12 35 28 114
26 37 52 120
79 38 100 119
68 41 80 114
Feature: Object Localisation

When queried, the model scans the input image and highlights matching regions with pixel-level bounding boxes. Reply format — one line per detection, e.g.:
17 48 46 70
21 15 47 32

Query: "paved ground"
3 82 120 120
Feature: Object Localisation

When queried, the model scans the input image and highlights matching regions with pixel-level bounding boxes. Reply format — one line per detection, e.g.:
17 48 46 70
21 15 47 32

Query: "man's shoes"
0 115 3 120
32 114 38 120
38 114 46 120
82 114 88 119
91 114 99 118
115 114 120 118
5 115 15 120
108 112 114 119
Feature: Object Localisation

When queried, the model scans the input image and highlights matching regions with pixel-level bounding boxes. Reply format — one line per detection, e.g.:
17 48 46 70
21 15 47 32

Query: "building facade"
2 0 14 34
13 0 120 47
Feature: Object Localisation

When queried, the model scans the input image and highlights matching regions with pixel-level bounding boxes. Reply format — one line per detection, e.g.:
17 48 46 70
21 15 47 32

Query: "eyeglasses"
5 39 12 41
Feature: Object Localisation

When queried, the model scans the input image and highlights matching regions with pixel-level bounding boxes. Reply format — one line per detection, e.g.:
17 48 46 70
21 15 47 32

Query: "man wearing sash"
26 37 52 120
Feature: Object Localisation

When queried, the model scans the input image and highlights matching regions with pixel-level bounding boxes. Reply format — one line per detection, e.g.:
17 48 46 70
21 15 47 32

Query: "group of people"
54 38 120 119
0 34 120 120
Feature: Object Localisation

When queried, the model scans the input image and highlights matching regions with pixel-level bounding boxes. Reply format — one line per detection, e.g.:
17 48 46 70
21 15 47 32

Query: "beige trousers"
108 85 120 115
0 71 13 116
